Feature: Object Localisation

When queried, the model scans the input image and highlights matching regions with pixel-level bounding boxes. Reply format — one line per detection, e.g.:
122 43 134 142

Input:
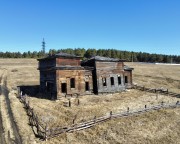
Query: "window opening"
110 77 114 86
118 76 121 85
85 82 89 91
125 76 128 83
102 78 107 86
70 78 75 88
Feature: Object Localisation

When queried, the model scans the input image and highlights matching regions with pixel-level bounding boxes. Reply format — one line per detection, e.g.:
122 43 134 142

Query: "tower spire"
42 38 46 54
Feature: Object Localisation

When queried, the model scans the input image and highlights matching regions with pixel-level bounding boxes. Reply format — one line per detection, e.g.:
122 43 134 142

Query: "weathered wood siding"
56 69 93 98
95 61 126 93
39 70 57 99
56 58 80 66
39 59 56 69
124 70 133 88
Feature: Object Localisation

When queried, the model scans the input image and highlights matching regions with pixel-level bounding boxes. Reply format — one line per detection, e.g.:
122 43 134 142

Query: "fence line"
45 101 180 139
17 87 180 141
133 85 180 97
18 95 47 140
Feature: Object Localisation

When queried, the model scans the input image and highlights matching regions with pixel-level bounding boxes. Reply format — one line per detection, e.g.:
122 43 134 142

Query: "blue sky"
0 0 180 55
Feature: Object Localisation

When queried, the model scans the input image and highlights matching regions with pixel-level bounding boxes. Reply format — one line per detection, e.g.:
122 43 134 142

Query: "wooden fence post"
36 114 40 135
110 111 112 119
45 124 48 141
32 111 35 126
77 99 80 106
161 101 164 106
27 101 30 109
94 116 96 123
167 89 169 96
145 105 147 110
127 107 129 113
28 108 32 125
8 130 10 143
69 100 71 107
176 101 179 105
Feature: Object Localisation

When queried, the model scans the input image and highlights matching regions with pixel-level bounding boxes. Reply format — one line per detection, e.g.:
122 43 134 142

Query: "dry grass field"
0 59 180 144
127 62 180 93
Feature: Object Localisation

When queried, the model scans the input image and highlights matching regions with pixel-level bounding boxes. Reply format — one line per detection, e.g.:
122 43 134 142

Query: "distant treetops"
0 48 179 63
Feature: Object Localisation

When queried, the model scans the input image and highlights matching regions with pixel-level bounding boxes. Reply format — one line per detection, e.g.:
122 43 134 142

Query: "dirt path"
0 97 6 144
0 69 22 144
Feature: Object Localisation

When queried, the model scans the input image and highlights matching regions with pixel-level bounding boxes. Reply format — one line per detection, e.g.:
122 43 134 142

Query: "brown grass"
0 59 179 144
127 62 180 93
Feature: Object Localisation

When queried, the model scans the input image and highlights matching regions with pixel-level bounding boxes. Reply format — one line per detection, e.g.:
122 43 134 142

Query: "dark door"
85 82 89 91
61 83 67 93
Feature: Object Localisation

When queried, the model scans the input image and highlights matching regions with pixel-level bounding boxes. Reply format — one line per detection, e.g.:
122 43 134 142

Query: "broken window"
110 77 114 86
125 76 128 83
85 82 89 91
118 76 121 85
102 78 107 86
70 78 75 88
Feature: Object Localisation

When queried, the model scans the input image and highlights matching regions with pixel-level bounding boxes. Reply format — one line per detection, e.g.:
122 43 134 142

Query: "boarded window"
85 82 89 91
70 78 75 88
125 76 128 83
118 76 121 85
61 83 67 93
102 78 107 86
110 77 114 86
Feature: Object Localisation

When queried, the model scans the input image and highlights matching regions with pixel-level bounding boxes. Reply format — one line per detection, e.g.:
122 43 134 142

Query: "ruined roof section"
92 56 120 61
39 65 93 71
55 52 81 58
82 56 125 63
124 65 134 71
37 52 81 61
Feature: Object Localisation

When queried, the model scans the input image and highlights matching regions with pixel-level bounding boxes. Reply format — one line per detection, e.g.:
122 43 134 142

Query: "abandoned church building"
37 53 133 99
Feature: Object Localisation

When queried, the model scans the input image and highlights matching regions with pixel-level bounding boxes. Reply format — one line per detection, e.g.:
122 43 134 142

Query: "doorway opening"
61 83 67 93
85 82 89 91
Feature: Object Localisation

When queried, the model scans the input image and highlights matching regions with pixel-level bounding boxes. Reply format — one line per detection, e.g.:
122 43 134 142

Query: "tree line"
0 48 180 63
